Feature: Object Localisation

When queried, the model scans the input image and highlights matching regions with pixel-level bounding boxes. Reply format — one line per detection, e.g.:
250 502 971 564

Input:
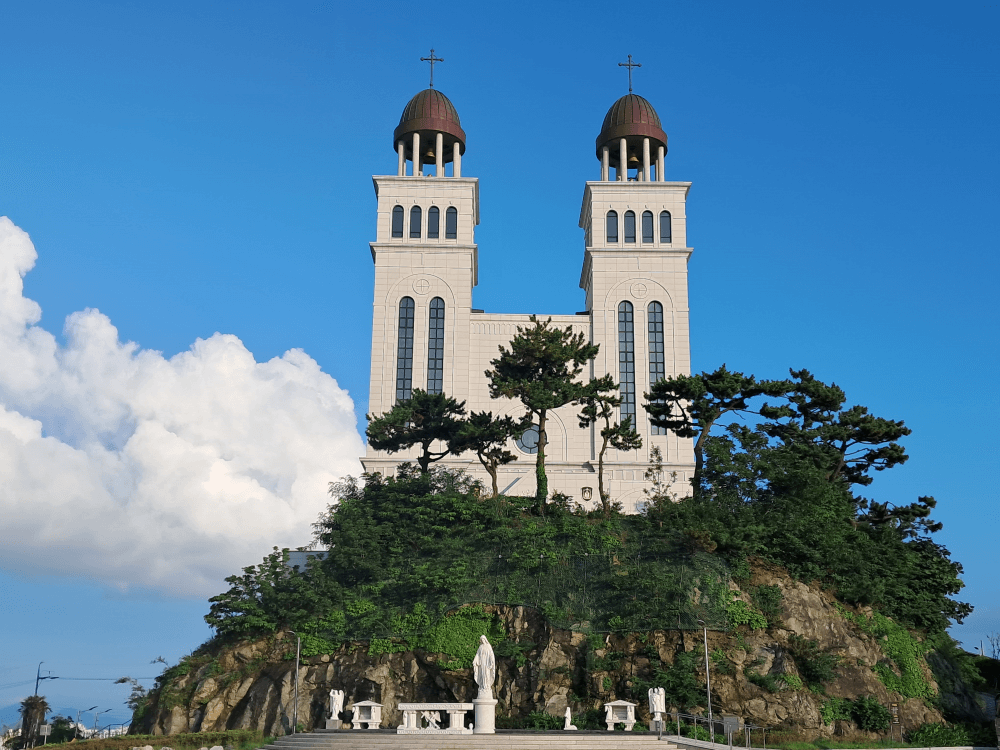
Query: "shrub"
850 696 890 731
820 698 852 724
787 635 840 688
751 584 784 627
907 722 971 746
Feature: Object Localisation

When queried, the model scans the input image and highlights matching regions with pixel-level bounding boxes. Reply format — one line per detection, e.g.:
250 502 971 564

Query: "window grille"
606 210 618 243
395 297 415 401
391 205 404 238
445 207 458 239
624 211 636 243
647 301 666 435
428 206 440 239
659 211 672 243
618 301 636 424
642 211 654 243
427 297 445 394
409 206 422 239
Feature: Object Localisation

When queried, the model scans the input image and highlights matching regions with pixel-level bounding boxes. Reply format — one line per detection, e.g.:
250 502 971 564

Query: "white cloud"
0 217 364 596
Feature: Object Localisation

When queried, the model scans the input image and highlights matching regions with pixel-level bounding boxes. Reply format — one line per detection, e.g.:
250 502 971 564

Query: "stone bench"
397 702 474 734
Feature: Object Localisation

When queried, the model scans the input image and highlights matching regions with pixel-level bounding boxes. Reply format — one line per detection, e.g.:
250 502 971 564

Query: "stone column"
657 145 665 182
412 132 420 176
619 138 627 181
453 142 461 177
601 146 610 181
435 132 444 177
473 692 496 734
397 141 405 176
643 137 651 182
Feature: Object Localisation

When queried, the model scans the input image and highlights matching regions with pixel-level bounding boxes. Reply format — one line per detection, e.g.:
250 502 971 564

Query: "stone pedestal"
324 719 341 730
473 694 497 734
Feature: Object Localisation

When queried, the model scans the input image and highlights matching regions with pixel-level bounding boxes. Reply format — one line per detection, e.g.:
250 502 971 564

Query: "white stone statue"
472 635 496 697
329 689 345 720
563 707 578 731
648 687 665 729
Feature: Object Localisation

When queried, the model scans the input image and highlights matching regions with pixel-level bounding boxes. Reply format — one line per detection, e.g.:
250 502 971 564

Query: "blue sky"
0 0 997 729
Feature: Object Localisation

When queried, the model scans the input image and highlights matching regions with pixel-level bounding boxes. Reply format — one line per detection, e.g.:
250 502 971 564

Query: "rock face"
136 566 954 740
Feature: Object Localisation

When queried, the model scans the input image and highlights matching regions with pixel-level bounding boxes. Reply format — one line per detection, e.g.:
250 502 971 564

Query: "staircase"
263 729 679 750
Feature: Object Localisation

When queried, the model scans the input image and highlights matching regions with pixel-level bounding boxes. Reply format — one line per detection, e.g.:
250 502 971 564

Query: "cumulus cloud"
0 217 364 597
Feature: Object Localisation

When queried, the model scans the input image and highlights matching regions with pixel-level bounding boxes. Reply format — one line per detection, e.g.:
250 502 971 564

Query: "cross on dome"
420 49 444 88
618 54 641 93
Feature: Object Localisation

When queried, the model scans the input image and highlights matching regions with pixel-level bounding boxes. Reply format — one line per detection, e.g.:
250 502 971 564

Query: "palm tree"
19 696 49 749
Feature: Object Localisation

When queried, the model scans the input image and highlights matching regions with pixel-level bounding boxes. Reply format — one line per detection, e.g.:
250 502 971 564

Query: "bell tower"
578 81 695 474
362 84 480 476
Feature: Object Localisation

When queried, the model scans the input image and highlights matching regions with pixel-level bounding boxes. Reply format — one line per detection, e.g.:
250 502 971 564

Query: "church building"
361 70 695 512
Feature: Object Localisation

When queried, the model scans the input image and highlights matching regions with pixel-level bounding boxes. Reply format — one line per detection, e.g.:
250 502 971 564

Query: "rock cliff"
135 565 969 740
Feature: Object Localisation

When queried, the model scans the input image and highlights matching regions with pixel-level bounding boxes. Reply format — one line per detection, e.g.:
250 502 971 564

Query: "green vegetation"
37 730 266 750
787 635 841 690
836 607 933 699
206 467 734 649
176 358 973 736
820 696 890 731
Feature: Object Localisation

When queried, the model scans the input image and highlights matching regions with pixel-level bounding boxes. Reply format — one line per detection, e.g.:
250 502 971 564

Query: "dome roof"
596 93 667 161
393 89 466 160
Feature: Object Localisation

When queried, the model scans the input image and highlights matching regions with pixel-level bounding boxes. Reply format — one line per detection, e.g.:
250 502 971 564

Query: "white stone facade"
362 109 695 512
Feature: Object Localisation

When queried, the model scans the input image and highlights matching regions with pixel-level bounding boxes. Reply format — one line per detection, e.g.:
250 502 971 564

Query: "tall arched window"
391 205 404 238
395 297 415 401
409 206 422 239
624 211 636 243
606 210 618 243
428 206 440 239
445 207 458 239
642 211 654 243
618 301 636 424
647 301 666 435
427 297 445 394
659 211 672 243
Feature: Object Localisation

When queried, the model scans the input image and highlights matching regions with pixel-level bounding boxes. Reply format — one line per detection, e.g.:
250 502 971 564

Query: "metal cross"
618 54 641 93
421 49 444 88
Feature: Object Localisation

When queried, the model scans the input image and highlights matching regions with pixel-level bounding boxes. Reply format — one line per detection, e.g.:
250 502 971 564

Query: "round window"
515 424 540 454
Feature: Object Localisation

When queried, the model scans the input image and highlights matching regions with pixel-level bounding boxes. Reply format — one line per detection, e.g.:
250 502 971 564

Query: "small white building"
361 83 695 511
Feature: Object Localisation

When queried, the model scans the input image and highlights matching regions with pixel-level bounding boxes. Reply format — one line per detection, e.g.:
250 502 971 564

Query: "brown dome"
596 94 667 165
393 89 466 165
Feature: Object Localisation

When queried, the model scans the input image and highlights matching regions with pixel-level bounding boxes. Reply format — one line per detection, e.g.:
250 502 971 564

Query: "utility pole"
34 663 58 695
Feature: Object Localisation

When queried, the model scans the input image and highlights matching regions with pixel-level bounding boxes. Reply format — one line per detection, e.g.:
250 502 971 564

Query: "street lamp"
74 708 97 741
287 631 301 735
93 710 111 737
697 619 714 744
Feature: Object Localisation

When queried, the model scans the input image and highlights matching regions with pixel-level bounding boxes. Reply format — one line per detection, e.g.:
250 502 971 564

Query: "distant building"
361 84 695 511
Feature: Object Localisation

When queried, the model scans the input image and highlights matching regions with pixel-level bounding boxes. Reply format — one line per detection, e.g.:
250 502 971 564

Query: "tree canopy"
486 316 600 510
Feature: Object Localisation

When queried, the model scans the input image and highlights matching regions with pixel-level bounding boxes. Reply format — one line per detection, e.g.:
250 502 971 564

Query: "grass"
36 730 270 750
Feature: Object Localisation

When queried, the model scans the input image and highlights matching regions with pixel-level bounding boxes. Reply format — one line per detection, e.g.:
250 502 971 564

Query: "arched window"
395 297 415 402
445 207 458 239
409 206 422 239
642 211 654 243
428 206 440 239
606 210 618 243
427 297 445 394
624 211 636 243
659 211 672 243
647 301 666 435
618 301 636 424
391 205 404 238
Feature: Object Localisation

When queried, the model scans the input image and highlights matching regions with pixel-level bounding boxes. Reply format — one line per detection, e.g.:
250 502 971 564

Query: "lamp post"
697 619 714 744
288 631 301 735
93 710 111 738
74 707 97 741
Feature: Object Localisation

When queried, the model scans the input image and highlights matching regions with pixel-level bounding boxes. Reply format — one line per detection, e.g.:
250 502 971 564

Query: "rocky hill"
134 563 986 741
